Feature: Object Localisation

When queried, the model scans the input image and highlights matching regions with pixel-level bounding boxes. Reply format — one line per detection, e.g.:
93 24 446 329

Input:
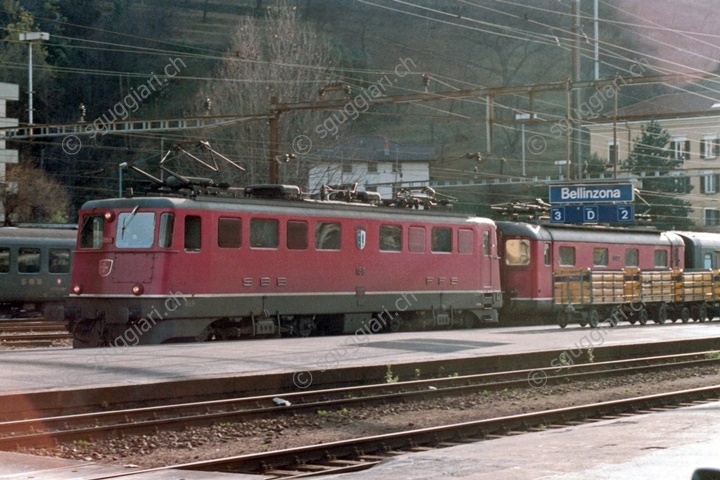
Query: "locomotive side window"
315 222 340 250
654 250 668 268
704 253 713 269
505 239 530 266
49 249 70 274
251 218 279 248
544 243 551 266
184 215 202 251
458 228 473 255
158 213 175 248
558 246 575 266
287 220 309 250
408 227 425 253
218 217 242 248
625 249 639 267
431 227 452 253
0 248 8 273
116 212 155 248
483 230 491 255
80 214 104 249
18 248 40 273
379 225 402 252
593 248 608 266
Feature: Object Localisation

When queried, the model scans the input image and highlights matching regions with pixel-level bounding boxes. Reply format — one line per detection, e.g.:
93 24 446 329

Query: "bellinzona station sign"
549 183 634 204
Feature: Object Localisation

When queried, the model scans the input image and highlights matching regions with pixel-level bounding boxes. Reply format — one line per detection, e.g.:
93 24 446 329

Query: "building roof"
318 136 435 163
616 92 720 117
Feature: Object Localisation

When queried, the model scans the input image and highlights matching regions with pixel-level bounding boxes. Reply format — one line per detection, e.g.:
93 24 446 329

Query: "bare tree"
0 164 70 226
197 0 337 187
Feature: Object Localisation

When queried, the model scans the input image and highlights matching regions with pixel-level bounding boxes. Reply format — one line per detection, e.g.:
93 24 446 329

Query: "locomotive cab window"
704 253 712 269
559 246 576 266
18 248 40 273
0 248 8 273
158 213 175 248
251 218 279 249
544 243 551 266
379 225 402 252
625 248 639 267
315 222 340 250
287 220 309 250
218 217 242 248
593 248 608 266
431 227 452 253
49 249 70 274
483 230 491 255
505 239 530 266
116 211 155 248
184 215 202 251
654 250 668 268
80 214 104 249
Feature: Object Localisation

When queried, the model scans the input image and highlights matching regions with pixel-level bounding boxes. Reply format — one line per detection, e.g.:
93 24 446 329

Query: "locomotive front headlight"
132 284 144 296
72 284 83 295
104 211 116 222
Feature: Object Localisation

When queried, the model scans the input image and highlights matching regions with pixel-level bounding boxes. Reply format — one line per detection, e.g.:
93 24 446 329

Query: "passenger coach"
66 189 502 347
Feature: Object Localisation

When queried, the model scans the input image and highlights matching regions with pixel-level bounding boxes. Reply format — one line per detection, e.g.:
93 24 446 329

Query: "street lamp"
19 32 49 125
118 162 128 197
515 112 536 177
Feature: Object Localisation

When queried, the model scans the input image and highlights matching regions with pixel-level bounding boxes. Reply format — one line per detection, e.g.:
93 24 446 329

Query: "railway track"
82 384 720 479
0 320 71 347
1 351 718 451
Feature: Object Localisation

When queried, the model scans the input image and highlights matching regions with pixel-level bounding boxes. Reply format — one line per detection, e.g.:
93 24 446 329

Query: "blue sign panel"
550 205 634 224
549 184 634 204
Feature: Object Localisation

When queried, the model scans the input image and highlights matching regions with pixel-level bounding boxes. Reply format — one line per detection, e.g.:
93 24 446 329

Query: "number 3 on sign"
551 206 565 223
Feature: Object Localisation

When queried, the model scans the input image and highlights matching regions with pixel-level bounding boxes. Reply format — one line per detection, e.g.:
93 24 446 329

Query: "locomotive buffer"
549 184 634 224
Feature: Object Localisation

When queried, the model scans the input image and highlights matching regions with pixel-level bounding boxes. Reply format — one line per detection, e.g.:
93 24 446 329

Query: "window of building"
701 136 719 160
431 227 452 253
593 248 608 266
379 225 402 252
18 248 40 273
505 239 531 266
702 172 720 194
705 209 720 227
117 211 156 248
669 138 690 162
625 248 639 267
218 217 242 248
80 214 104 249
287 220 309 250
607 142 619 165
49 249 71 274
559 246 575 266
184 215 202 251
315 222 341 250
342 162 352 173
654 250 668 268
392 162 402 174
250 218 279 248
367 162 378 173
458 228 473 255
158 213 174 248
0 248 9 273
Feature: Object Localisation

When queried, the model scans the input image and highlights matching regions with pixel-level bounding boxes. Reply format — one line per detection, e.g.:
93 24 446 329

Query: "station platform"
0 322 719 397
322 399 720 480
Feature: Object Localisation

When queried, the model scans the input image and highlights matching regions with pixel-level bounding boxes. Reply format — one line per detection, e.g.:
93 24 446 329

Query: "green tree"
0 163 70 226
624 121 693 230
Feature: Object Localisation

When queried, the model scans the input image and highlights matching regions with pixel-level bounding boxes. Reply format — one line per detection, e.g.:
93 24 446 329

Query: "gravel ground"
15 363 720 469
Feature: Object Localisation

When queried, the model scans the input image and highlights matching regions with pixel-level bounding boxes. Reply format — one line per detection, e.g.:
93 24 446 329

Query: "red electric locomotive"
66 185 502 347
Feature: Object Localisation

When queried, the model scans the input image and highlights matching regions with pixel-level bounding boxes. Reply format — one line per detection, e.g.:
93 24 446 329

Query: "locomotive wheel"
294 316 316 337
71 319 104 348
680 306 691 324
655 304 668 325
387 313 402 332
556 311 569 328
637 307 648 325
588 309 600 328
698 304 708 322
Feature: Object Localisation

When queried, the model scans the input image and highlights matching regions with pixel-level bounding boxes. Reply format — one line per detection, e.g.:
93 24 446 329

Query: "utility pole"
572 0 582 180
19 32 49 126
269 96 280 184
